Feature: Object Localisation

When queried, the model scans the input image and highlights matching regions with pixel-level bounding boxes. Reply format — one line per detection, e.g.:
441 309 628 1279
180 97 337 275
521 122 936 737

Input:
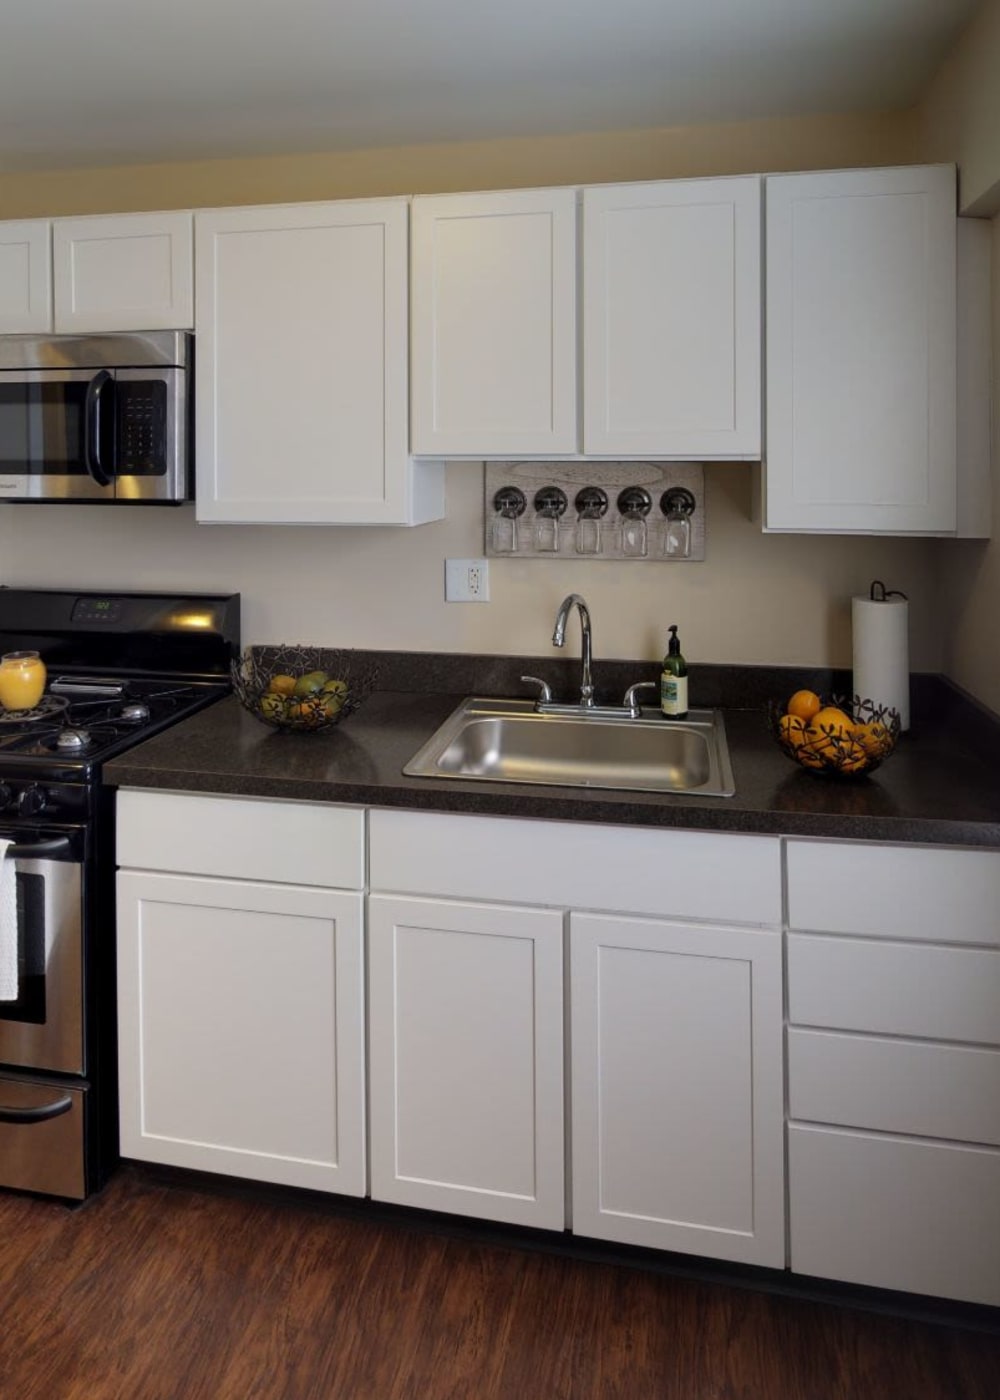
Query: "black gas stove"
0 589 239 813
0 588 240 1200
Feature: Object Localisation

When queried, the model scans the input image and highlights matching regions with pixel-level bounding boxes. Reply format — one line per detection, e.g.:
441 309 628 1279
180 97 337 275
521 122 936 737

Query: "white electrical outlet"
445 558 490 602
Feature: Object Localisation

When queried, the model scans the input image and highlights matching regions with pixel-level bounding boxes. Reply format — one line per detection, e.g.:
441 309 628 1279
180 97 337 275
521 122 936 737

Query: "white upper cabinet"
0 211 193 334
765 164 958 534
410 188 578 457
582 177 762 458
52 211 194 332
956 216 993 539
195 199 443 525
0 220 52 332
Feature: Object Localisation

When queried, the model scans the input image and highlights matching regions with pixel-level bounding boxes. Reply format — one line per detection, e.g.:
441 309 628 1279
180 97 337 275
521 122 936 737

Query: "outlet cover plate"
445 558 490 602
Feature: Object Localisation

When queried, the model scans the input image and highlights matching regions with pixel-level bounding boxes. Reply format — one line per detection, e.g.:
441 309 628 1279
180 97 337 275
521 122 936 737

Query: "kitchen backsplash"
0 462 944 670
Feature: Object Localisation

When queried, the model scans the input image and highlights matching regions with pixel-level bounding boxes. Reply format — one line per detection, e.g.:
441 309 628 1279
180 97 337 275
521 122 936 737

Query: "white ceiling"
0 0 980 174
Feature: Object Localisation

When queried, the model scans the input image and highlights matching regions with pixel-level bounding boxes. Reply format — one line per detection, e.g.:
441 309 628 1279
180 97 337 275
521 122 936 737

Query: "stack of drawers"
785 839 1000 1306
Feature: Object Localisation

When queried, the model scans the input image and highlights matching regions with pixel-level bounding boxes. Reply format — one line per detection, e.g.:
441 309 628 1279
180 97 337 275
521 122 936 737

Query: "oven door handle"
0 1094 73 1125
5 835 75 860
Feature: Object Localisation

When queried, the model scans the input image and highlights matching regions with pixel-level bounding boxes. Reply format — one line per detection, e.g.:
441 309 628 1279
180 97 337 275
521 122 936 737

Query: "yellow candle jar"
0 651 47 711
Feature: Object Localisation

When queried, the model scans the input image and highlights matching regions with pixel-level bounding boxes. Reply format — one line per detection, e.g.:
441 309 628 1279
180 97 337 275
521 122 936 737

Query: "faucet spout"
552 593 595 707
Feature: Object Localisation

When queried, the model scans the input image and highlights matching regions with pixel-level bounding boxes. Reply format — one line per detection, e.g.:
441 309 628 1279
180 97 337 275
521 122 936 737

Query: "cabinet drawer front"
788 1028 1000 1145
117 788 364 888
788 1124 1000 1306
370 809 780 926
787 840 1000 946
788 934 1000 1045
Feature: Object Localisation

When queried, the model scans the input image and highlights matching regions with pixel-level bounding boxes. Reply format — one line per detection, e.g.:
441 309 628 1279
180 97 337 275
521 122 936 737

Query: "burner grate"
0 694 69 725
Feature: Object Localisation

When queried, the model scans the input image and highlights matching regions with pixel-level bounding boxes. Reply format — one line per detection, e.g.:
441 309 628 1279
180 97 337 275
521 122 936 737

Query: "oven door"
0 367 116 502
0 828 84 1075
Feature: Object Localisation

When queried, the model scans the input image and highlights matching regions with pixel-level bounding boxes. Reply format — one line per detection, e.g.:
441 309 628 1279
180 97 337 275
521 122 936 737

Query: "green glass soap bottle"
660 624 688 719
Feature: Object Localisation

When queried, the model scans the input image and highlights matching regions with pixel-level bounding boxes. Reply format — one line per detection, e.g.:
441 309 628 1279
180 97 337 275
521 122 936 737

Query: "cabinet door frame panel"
583 176 761 458
117 870 366 1195
571 911 784 1266
368 892 566 1229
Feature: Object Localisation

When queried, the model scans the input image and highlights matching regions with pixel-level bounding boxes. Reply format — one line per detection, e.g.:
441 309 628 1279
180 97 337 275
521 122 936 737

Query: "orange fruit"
854 721 891 759
778 714 807 749
796 739 826 769
268 674 297 697
787 689 822 723
810 706 853 739
835 738 869 773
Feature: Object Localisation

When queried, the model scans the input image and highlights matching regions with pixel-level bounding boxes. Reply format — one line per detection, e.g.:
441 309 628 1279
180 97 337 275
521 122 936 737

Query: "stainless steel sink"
404 698 735 796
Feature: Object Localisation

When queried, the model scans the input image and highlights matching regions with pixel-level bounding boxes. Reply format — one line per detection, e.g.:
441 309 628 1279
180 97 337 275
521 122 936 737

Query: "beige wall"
0 468 942 670
937 216 1000 708
0 109 915 218
918 0 1000 216
915 0 1000 713
0 107 946 673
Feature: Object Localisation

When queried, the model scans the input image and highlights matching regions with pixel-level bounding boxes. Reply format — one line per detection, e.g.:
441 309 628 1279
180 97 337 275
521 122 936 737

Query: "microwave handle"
84 370 115 488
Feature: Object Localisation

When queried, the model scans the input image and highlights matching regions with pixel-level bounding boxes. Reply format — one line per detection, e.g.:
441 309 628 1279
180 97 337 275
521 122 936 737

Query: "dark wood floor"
0 1166 997 1400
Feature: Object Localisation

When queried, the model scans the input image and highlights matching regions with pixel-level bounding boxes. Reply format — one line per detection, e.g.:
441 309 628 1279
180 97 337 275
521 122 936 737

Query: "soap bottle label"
661 673 688 717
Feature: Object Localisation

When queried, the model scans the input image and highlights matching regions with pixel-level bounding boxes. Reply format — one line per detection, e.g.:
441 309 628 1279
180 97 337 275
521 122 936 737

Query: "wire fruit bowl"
767 695 901 779
231 645 379 733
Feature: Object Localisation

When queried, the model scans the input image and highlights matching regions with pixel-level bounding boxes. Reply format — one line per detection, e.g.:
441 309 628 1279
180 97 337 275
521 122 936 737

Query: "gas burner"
120 702 151 724
56 727 93 752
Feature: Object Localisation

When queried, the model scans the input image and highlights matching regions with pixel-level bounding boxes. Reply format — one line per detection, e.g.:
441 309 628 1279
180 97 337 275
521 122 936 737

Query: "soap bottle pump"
660 625 688 719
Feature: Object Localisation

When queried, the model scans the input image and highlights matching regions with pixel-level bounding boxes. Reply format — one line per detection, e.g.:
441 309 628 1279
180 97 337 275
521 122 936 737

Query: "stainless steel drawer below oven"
0 1075 86 1199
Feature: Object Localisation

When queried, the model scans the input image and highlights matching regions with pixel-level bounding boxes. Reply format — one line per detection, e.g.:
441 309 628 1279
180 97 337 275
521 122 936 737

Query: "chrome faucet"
552 593 595 707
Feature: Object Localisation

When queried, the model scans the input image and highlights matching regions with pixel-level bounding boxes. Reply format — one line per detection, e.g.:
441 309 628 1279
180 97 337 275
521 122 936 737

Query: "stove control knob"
18 785 47 818
0 783 13 812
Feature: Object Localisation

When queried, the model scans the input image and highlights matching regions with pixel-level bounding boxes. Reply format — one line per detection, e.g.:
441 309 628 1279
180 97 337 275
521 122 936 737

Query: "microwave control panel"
117 380 167 474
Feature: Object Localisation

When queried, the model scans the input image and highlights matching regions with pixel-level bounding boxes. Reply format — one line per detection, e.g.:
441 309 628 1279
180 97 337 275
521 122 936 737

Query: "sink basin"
404 698 735 796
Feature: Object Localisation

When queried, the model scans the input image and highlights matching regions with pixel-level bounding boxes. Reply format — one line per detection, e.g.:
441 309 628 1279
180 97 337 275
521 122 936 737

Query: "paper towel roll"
852 592 910 731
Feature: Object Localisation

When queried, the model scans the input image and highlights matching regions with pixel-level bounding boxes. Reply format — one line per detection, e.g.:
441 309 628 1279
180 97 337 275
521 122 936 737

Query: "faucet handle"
521 675 554 707
622 681 658 718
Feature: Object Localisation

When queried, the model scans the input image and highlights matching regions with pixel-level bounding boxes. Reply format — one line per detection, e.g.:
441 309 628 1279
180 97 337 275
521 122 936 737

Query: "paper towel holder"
869 579 908 602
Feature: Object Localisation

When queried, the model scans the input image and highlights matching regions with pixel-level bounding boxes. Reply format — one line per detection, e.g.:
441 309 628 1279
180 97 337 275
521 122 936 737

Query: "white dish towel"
0 838 18 1002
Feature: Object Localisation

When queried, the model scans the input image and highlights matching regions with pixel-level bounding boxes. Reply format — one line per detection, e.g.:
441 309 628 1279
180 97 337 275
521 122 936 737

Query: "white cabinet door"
583 177 761 458
0 220 52 332
195 199 443 524
570 912 784 1266
410 188 578 456
368 893 565 1229
765 164 957 533
52 211 193 332
117 870 366 1195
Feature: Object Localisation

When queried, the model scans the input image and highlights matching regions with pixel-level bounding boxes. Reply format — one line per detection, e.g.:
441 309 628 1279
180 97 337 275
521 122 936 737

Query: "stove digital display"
71 598 124 625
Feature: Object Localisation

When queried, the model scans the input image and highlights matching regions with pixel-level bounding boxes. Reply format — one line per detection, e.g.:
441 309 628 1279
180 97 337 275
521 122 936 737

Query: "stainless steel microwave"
0 332 191 504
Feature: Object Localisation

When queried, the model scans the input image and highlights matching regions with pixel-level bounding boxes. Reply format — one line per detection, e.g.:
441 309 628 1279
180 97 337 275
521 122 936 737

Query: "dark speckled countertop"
103 654 1000 849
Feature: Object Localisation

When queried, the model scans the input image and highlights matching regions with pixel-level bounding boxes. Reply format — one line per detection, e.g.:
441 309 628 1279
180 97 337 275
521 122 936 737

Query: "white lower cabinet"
789 1126 1000 1308
368 809 784 1259
367 894 565 1228
116 791 367 1195
570 912 784 1266
114 792 1000 1305
785 838 1000 1306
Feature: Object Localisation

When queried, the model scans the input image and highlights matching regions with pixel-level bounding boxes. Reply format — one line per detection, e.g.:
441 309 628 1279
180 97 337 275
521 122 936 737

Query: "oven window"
0 383 89 475
2 873 46 1024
